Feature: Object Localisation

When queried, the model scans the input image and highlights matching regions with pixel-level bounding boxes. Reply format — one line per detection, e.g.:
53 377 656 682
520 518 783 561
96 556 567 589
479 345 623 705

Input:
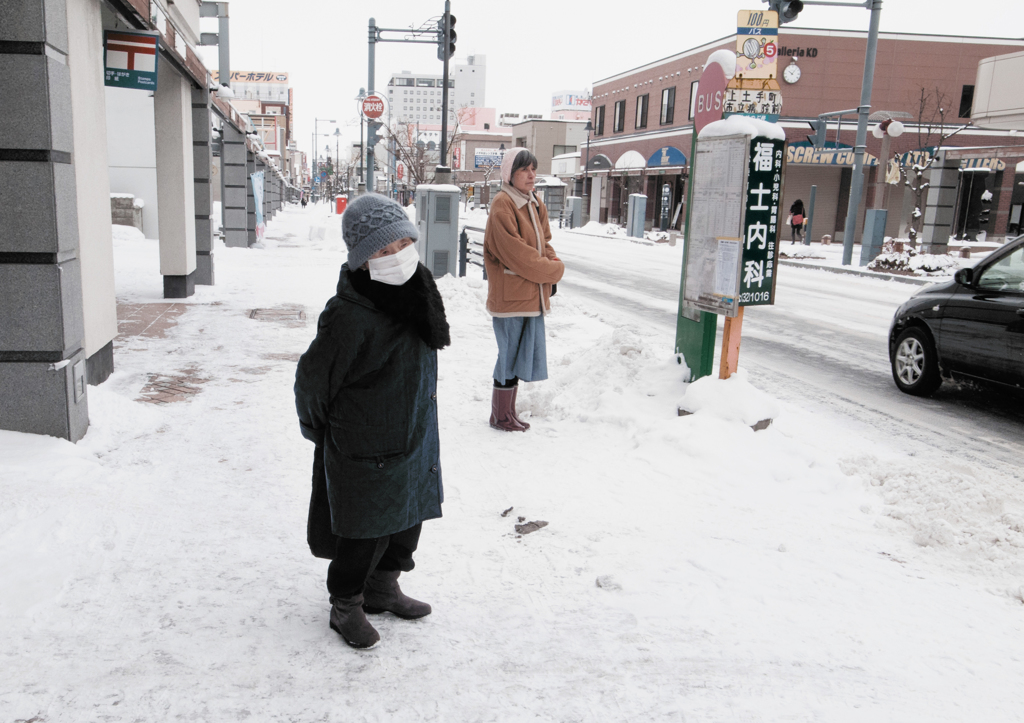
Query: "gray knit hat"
342 193 419 269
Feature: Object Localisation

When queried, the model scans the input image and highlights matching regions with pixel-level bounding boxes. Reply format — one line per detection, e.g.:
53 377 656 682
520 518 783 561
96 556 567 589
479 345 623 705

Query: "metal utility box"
860 209 888 265
415 184 461 277
565 196 582 228
627 193 647 238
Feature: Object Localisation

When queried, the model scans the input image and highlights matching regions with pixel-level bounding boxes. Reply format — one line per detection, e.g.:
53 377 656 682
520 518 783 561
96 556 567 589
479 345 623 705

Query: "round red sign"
693 62 728 135
361 95 386 120
764 42 777 59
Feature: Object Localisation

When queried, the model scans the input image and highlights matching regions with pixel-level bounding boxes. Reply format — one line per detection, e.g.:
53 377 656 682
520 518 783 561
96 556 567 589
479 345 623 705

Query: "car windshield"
977 246 1024 293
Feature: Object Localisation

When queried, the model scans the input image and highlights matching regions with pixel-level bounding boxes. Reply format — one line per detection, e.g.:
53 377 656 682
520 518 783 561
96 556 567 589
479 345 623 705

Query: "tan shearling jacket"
483 185 565 317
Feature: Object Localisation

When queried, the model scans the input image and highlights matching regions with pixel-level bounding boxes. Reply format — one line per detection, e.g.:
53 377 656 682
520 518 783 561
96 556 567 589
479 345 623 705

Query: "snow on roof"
704 49 736 79
698 116 786 141
552 151 581 160
534 175 566 186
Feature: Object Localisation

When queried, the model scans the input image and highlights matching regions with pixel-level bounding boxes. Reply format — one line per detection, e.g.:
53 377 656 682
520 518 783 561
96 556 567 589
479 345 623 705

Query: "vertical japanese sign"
251 171 266 243
725 11 782 123
104 31 159 90
739 138 785 306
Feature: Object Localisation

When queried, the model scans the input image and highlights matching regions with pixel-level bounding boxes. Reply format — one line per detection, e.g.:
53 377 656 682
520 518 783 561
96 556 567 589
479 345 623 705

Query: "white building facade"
387 54 487 125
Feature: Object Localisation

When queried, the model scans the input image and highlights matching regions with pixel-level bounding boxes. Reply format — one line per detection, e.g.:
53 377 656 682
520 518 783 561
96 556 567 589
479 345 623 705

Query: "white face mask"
367 243 419 286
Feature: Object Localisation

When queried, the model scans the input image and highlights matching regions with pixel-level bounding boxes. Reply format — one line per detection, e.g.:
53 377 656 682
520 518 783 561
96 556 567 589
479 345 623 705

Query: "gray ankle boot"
329 594 380 648
362 570 432 619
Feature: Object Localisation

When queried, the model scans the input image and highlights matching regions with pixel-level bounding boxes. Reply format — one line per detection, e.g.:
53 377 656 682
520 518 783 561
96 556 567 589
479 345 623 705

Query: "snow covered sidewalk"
2 204 1023 722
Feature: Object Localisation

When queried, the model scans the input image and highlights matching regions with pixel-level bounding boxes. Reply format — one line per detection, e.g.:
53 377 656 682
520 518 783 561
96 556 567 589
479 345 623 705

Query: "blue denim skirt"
492 315 548 384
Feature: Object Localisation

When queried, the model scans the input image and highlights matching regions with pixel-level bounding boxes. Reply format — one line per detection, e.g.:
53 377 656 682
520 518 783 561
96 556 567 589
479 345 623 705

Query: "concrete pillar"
266 160 274 224
220 124 248 248
67 0 117 386
246 148 257 246
921 150 960 254
0 0 90 441
154 58 196 298
191 86 214 285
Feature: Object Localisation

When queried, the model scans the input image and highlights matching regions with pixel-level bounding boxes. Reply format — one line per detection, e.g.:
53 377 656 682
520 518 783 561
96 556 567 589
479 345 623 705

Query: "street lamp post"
356 88 367 185
313 117 336 203
582 120 593 224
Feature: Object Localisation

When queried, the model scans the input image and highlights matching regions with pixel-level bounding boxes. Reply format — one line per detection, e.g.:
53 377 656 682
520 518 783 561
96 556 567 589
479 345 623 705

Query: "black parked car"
889 235 1024 396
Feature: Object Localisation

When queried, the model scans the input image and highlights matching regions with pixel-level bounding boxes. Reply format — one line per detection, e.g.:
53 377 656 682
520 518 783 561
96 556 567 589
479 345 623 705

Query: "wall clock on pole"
783 60 801 84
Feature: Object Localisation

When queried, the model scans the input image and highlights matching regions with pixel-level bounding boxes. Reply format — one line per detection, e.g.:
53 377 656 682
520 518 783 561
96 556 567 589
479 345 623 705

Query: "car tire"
891 327 942 396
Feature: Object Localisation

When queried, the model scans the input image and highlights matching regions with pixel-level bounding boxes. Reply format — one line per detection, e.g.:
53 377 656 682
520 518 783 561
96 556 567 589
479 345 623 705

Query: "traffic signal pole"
439 1 451 169
840 0 882 265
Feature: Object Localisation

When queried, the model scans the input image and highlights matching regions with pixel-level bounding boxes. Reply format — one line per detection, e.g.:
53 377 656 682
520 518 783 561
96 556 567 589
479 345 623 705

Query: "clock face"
783 63 801 84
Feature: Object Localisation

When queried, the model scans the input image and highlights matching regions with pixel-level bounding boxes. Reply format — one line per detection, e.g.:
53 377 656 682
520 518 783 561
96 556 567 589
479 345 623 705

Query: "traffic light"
436 13 456 61
767 0 803 24
807 118 826 149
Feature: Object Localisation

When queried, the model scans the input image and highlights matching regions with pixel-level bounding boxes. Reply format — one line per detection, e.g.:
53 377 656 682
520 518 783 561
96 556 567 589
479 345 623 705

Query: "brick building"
585 27 1024 241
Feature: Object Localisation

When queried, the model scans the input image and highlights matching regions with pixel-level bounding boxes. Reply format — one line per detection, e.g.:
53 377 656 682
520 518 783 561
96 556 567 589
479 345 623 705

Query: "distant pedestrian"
789 199 805 243
482 148 565 432
294 193 450 649
301 193 307 209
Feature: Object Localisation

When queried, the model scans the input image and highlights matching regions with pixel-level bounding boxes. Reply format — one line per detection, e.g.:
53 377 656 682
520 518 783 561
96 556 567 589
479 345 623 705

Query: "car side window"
976 247 1024 293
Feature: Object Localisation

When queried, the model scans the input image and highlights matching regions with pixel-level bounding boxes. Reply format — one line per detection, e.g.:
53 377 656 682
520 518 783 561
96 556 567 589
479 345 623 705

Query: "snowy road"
553 231 1024 471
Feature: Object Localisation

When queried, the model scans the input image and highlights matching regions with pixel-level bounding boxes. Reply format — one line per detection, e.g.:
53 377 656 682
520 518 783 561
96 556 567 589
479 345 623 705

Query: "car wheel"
891 327 942 396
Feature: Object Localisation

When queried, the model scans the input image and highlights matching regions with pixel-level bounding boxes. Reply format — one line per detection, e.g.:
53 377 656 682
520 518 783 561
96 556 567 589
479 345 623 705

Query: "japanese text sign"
736 10 779 80
739 137 786 306
104 31 159 90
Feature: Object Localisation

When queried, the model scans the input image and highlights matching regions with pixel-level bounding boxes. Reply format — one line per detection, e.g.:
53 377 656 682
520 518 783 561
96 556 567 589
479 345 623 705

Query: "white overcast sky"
198 0 1021 164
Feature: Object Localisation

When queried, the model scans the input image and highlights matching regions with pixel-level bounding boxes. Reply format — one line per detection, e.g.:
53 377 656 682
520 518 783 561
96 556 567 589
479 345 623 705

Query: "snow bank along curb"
778 259 935 286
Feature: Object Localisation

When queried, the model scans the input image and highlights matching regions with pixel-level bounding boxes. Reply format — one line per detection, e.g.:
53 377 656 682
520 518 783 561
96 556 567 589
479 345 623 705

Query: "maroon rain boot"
510 384 530 430
490 387 527 432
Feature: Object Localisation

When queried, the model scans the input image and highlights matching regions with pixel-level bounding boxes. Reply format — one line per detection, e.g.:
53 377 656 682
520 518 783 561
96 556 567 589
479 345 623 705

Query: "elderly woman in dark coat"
295 193 450 649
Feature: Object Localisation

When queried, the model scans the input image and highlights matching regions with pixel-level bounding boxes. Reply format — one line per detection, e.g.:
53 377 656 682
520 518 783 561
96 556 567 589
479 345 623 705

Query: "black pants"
326 523 422 598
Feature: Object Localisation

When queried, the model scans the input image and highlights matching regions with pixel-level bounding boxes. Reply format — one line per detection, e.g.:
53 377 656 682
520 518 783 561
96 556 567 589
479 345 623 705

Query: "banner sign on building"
551 92 592 111
250 171 265 243
212 71 289 84
475 148 504 169
739 137 786 307
787 142 878 166
104 31 159 90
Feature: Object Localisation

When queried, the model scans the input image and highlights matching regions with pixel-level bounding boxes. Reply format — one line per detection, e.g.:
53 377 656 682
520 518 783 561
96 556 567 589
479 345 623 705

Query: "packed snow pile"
778 245 825 259
571 221 678 244
677 369 781 427
110 224 146 242
867 238 960 276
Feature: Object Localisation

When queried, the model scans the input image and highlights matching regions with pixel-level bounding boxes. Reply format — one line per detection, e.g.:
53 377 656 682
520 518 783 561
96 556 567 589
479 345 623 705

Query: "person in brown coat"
482 148 565 431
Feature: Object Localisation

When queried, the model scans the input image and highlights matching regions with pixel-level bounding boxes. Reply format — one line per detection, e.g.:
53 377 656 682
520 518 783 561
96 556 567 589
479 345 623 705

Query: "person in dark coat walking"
789 199 805 244
295 193 450 649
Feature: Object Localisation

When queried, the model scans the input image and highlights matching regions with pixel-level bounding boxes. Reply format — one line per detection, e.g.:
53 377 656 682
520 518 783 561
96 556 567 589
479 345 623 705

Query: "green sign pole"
674 128 717 381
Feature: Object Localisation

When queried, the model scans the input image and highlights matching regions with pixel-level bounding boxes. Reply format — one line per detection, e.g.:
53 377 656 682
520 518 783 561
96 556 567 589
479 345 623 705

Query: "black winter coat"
294 265 443 541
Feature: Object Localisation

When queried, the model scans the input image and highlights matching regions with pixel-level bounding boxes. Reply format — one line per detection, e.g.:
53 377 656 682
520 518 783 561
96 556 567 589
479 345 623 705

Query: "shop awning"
586 153 613 171
615 150 646 170
647 146 687 168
